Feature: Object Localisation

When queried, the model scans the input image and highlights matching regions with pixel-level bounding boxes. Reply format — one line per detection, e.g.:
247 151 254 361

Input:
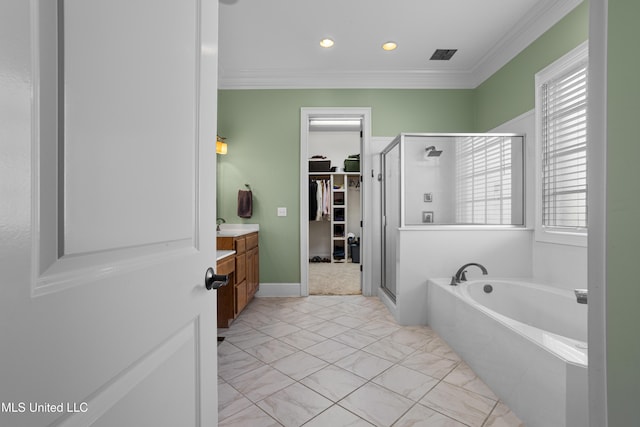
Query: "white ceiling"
218 0 582 89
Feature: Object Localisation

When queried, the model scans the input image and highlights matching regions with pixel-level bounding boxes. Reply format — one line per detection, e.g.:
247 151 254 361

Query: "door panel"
0 0 219 426
62 0 197 255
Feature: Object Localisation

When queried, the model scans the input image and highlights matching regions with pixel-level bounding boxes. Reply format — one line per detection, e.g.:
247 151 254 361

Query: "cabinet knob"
205 267 229 290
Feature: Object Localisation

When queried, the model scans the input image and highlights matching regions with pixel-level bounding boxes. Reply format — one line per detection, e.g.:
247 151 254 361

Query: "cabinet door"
247 246 259 296
235 280 248 315
236 253 246 283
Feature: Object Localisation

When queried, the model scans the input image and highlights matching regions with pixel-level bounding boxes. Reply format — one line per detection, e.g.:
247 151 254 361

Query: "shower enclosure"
380 133 525 300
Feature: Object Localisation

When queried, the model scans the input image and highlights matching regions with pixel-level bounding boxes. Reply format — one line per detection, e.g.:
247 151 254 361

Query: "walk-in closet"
307 119 362 295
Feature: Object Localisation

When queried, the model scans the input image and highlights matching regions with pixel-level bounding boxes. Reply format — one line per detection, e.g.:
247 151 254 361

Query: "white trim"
378 286 398 322
218 0 584 90
220 69 475 90
587 0 608 425
471 0 584 87
534 41 589 247
300 108 372 297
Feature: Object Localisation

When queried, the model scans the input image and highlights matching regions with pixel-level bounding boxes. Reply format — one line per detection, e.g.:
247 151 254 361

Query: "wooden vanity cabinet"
217 231 259 327
246 234 259 300
215 255 235 328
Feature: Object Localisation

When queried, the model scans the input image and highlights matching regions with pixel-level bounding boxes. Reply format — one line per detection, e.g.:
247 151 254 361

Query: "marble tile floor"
218 295 525 427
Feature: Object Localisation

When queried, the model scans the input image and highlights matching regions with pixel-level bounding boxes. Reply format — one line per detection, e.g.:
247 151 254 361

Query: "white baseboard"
255 283 301 298
378 287 399 323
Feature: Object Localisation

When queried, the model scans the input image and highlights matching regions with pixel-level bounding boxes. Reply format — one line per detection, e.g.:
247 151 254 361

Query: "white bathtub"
426 278 588 427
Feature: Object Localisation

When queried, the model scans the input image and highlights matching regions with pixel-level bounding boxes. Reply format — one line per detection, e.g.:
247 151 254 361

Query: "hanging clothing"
309 181 318 220
315 180 323 221
309 178 331 221
322 180 330 218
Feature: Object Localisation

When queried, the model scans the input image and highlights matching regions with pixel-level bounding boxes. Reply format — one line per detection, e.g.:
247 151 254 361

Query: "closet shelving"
309 171 359 263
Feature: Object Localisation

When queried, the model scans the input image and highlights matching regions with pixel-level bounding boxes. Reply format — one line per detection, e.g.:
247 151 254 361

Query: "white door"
0 1 219 426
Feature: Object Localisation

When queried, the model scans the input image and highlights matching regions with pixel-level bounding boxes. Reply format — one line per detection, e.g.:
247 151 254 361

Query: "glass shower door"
381 138 401 300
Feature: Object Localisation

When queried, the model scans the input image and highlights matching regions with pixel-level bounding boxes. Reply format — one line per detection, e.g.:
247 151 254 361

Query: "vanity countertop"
217 224 259 238
216 250 236 261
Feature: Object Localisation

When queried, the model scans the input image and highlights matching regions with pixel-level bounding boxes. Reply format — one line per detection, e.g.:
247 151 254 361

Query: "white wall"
308 130 360 170
403 138 456 225
387 110 587 325
397 228 533 325
491 110 587 291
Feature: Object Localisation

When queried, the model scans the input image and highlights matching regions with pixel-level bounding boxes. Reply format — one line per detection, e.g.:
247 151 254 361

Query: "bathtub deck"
217 295 524 427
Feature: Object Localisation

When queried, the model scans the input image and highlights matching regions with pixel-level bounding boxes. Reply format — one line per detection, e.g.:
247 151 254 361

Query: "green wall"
216 2 589 284
474 1 589 131
606 1 640 425
217 89 474 282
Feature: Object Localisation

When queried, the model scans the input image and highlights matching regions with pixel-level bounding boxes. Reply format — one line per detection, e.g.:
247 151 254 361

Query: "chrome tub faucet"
450 263 489 285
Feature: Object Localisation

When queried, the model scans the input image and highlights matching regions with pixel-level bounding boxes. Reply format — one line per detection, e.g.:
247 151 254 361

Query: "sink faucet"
216 217 226 231
451 263 488 285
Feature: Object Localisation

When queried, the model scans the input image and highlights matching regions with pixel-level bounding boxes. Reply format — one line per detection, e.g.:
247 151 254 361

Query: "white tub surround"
391 228 532 325
427 278 588 427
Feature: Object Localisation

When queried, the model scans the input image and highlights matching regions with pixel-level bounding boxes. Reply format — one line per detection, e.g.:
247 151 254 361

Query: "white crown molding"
470 0 584 87
218 0 584 90
218 69 476 90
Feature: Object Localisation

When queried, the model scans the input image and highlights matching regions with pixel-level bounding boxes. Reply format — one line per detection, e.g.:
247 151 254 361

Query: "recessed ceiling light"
382 41 397 51
320 38 334 48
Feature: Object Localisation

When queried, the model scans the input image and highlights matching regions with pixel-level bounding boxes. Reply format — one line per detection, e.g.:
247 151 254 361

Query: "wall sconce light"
216 135 228 155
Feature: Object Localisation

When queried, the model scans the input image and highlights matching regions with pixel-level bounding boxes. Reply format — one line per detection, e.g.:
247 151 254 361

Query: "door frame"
587 0 608 425
300 107 372 297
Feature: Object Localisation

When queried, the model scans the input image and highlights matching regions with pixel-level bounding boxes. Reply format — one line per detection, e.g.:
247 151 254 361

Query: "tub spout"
454 263 488 284
574 289 588 304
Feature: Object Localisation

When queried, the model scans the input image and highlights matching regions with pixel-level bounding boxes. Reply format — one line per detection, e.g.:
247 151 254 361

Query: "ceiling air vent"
430 49 457 60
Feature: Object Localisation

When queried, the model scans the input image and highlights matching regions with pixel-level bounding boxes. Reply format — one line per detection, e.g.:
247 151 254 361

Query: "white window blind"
456 136 512 225
541 60 588 230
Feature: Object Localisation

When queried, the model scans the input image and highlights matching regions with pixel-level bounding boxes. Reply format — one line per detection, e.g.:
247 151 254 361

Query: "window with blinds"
456 136 512 225
540 60 588 231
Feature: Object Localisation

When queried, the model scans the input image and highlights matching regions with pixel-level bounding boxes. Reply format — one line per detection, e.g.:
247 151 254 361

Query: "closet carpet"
309 262 361 295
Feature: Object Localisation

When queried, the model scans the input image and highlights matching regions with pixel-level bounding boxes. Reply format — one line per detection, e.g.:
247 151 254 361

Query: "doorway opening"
300 108 373 297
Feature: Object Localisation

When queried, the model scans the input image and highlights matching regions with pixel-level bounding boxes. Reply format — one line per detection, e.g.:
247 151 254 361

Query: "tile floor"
218 295 525 427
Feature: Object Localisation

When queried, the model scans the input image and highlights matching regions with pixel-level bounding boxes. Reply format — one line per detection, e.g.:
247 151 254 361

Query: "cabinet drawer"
234 237 246 254
216 256 235 276
246 232 258 249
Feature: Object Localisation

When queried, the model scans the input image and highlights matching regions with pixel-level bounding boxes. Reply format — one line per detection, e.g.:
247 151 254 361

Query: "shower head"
425 146 443 157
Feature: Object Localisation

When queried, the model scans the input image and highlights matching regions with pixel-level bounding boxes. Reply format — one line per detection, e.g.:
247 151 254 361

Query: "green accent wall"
217 89 474 282
474 0 589 131
607 1 640 425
